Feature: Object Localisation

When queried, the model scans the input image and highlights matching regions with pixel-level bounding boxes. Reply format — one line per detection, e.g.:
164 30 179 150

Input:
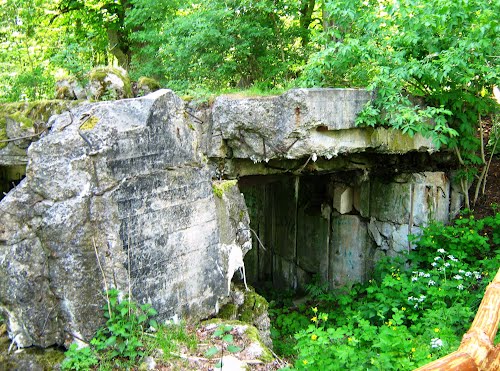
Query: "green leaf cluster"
303 0 499 152
270 211 500 370
62 289 158 369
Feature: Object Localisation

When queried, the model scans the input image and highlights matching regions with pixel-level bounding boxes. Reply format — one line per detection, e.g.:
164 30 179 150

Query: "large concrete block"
211 88 437 161
369 172 450 226
329 215 374 287
0 90 251 348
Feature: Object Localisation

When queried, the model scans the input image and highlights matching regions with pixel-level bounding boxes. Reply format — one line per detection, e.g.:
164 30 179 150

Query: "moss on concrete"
0 126 7 149
242 325 273 362
0 100 78 149
218 303 238 320
239 289 268 323
200 319 273 362
7 112 34 128
89 66 133 99
0 328 65 370
212 179 238 198
137 76 161 91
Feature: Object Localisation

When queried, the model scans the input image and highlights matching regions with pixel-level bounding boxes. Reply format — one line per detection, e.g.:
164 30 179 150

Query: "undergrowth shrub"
271 212 500 370
62 289 158 370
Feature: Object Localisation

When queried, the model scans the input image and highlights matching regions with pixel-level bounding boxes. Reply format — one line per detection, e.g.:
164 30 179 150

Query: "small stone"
138 356 156 371
215 355 246 370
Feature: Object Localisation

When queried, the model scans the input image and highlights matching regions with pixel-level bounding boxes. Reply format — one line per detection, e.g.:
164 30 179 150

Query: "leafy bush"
62 289 158 369
61 344 98 371
91 289 157 361
302 0 500 208
270 212 499 370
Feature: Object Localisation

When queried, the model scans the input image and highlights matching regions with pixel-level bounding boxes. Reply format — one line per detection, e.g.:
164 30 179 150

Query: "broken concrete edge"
209 88 440 162
0 89 253 350
1 88 442 167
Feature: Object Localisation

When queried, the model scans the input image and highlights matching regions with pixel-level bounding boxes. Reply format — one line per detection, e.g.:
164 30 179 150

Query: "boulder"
87 66 133 100
0 90 251 348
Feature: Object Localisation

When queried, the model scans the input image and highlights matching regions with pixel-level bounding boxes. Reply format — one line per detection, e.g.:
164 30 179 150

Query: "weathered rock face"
0 90 251 348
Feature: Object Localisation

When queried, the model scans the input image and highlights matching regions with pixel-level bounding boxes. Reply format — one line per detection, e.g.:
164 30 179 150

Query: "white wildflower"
459 269 465 274
431 262 437 267
412 276 418 282
424 273 431 278
437 248 446 254
430 338 443 348
428 280 436 286
444 262 450 267
465 271 472 277
434 257 441 261
453 275 463 280
457 284 464 290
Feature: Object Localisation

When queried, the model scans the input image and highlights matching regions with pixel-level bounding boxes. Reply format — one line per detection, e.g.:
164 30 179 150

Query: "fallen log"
415 267 500 370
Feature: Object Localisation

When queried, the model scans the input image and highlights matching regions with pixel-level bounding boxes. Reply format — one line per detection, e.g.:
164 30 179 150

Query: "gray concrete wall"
241 170 452 291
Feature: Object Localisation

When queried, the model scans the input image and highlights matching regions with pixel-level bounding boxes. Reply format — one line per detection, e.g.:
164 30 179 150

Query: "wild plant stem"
93 237 112 319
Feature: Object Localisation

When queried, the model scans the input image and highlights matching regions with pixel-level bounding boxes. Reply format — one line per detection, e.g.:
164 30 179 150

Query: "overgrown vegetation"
2 0 498 202
61 289 198 370
205 324 242 368
267 211 500 370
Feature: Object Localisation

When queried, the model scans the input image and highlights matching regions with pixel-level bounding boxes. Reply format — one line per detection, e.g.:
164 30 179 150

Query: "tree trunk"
299 0 316 45
107 29 130 69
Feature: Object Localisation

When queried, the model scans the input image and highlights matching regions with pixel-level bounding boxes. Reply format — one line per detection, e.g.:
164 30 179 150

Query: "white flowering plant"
287 211 499 370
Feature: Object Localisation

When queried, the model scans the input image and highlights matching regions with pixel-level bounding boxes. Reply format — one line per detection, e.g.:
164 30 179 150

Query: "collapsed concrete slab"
0 88 461 349
211 89 436 161
0 90 251 348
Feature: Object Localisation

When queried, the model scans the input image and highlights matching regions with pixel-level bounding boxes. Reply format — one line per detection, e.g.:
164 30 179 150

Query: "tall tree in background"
140 0 318 90
50 0 132 68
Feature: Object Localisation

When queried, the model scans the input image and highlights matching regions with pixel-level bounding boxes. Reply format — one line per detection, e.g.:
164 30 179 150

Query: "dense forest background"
0 0 499 176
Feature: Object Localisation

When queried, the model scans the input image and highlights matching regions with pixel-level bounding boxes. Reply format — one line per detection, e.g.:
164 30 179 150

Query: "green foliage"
303 0 499 154
62 289 158 369
205 324 242 368
269 212 499 370
127 0 316 91
150 321 198 359
91 289 157 362
61 344 98 371
0 0 57 101
212 179 238 198
270 307 309 357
